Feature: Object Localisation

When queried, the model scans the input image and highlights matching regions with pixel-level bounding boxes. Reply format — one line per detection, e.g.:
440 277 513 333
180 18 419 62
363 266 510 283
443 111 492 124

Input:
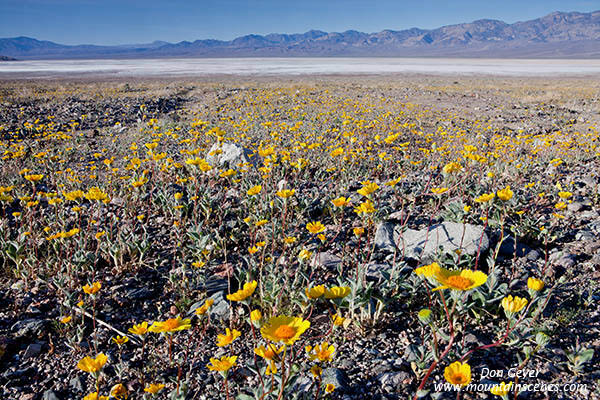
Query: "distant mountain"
2 10 600 59
0 55 17 61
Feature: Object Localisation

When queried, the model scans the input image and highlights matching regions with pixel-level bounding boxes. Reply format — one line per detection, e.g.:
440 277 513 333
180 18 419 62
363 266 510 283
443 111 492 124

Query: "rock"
366 263 392 281
567 202 584 212
375 221 489 261
311 252 342 270
497 236 531 258
550 252 576 269
126 287 153 300
377 371 412 388
207 291 230 321
69 376 86 392
205 142 258 169
203 278 229 295
42 390 60 400
575 230 595 242
11 319 49 339
23 343 42 359
591 252 600 266
526 249 541 261
322 368 349 391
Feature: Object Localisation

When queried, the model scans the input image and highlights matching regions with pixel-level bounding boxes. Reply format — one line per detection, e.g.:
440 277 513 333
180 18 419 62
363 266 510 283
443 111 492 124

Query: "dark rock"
11 319 49 339
69 376 86 392
23 343 42 359
498 236 531 258
311 252 342 270
377 371 412 388
203 278 229 295
322 368 349 391
42 390 60 400
207 291 230 321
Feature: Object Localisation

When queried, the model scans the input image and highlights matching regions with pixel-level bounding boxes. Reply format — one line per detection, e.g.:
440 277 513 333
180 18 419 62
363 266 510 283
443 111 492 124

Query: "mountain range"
2 10 600 60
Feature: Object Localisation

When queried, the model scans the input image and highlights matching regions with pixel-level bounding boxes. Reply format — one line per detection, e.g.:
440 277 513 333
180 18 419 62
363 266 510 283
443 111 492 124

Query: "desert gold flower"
501 295 528 314
195 299 214 316
254 344 284 361
83 281 102 295
111 336 129 345
60 316 72 324
329 313 345 328
357 181 379 196
310 364 323 378
325 286 351 299
144 383 166 395
325 384 336 393
110 383 128 400
255 219 268 227
497 186 514 201
250 309 262 322
207 355 237 372
555 202 567 210
558 191 572 199
24 174 44 183
298 249 313 260
83 393 108 400
306 342 335 362
306 285 326 299
431 187 448 195
354 199 375 215
475 193 495 203
217 328 241 347
284 236 297 244
414 262 441 278
131 177 148 188
527 277 544 292
490 381 512 397
148 316 191 334
77 353 108 375
85 187 109 202
248 246 259 254
353 227 365 237
306 221 326 234
128 321 149 336
443 162 462 174
444 361 471 386
276 189 295 198
247 185 262 195
432 268 488 291
227 280 257 302
331 196 350 207
261 315 310 345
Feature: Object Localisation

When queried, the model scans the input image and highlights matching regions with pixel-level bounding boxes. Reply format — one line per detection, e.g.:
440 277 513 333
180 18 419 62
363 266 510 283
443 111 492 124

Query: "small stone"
206 142 259 169
207 291 230 321
42 390 60 400
498 236 531 258
69 376 86 392
322 368 349 391
11 319 49 339
375 221 489 261
23 343 42 359
567 202 584 212
311 252 342 270
377 371 412 388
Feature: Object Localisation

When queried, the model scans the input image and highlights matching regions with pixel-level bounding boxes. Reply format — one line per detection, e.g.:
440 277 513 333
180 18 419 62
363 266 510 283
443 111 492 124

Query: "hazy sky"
1 0 598 45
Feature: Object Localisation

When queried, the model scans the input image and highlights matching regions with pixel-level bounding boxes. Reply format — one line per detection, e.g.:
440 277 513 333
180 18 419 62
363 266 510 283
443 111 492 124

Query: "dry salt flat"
3 57 600 78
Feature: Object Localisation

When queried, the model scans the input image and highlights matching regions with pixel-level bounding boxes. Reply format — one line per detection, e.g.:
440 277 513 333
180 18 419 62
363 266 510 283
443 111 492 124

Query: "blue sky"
0 0 598 45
